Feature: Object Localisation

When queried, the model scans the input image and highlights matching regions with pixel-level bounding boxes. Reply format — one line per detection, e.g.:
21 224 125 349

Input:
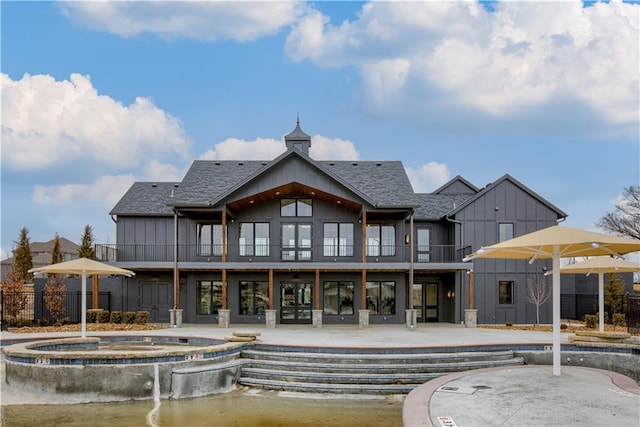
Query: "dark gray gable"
433 175 479 195
447 174 566 219
110 182 180 215
413 193 474 220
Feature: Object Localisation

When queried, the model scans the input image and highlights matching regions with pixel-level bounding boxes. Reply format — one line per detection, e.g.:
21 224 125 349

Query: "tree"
44 275 67 323
78 225 96 259
596 185 640 240
1 267 29 326
13 227 33 283
603 273 625 324
51 233 63 265
525 274 551 326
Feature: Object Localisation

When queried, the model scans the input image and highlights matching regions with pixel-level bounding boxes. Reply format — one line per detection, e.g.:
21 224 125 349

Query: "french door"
280 282 312 324
412 283 439 322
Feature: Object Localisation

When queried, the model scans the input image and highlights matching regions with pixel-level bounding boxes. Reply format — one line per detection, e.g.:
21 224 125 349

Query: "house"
101 121 568 326
1 237 79 280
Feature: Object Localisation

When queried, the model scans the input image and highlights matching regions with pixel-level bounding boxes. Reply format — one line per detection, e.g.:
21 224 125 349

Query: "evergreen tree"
78 225 96 259
51 233 63 264
12 227 33 283
604 273 625 324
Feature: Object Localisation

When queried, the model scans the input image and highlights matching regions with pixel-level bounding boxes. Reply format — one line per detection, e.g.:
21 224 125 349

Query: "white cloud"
33 174 135 208
406 162 450 193
198 135 359 161
286 0 639 126
1 73 191 171
59 1 303 42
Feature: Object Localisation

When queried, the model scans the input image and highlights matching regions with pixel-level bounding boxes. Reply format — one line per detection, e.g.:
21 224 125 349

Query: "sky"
1 0 639 261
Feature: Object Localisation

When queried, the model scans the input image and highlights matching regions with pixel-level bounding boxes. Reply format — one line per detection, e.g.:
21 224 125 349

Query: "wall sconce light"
293 273 300 284
447 290 455 298
405 234 411 245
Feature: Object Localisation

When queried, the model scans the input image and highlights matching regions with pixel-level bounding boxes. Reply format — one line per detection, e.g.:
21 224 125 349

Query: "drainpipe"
172 209 179 327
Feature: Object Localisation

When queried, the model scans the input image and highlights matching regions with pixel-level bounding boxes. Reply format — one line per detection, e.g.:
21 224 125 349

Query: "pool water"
1 389 403 427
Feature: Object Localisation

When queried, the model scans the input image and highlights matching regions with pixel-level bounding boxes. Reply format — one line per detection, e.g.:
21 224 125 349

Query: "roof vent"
151 183 157 188
376 162 382 166
215 162 220 166
352 162 358 166
261 162 267 166
238 162 244 166
329 162 335 166
173 184 179 188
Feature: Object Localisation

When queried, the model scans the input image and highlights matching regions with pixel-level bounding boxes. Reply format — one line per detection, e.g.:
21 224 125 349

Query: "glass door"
413 282 439 323
280 282 312 324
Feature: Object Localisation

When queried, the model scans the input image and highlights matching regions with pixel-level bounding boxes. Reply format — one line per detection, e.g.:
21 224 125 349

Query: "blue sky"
1 1 639 260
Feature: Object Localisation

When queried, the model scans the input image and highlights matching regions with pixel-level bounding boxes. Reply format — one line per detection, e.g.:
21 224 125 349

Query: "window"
281 198 312 217
197 224 224 256
239 223 269 257
417 228 430 262
366 224 396 256
282 223 312 260
323 281 354 315
323 223 354 257
499 223 514 242
240 281 269 315
366 281 396 315
498 280 515 305
196 281 222 315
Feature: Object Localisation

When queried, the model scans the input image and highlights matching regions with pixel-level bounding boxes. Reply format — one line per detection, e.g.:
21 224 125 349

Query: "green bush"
86 311 98 323
110 311 123 324
97 310 110 324
584 314 597 329
124 311 137 324
505 322 513 327
135 311 149 325
560 323 568 330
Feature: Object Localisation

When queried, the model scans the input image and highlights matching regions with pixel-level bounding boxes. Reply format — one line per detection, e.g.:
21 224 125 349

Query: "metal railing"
95 243 472 264
1 291 111 328
628 295 640 336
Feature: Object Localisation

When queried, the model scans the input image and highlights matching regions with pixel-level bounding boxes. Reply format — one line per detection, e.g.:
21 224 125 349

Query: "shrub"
97 310 110 324
560 323 568 330
86 310 98 323
613 313 626 330
124 311 137 324
110 311 123 324
584 314 597 329
135 311 149 325
505 322 513 327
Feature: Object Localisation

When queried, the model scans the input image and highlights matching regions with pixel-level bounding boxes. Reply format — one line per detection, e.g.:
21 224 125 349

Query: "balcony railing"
95 243 471 264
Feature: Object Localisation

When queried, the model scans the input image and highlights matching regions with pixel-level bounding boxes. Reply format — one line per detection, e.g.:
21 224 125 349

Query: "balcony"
95 243 471 264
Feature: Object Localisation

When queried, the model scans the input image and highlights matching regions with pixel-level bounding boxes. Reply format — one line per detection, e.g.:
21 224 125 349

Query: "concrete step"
237 377 417 394
240 348 517 364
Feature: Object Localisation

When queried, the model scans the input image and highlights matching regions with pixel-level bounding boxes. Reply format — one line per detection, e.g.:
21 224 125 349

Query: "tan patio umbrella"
463 225 640 375
561 256 640 332
29 258 135 338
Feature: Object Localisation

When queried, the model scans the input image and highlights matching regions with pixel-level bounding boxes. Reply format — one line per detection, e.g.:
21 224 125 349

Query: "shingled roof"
412 193 473 220
110 182 181 215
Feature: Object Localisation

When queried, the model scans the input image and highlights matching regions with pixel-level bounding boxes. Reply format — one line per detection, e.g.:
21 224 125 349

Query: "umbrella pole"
552 250 561 376
81 271 87 339
598 273 604 333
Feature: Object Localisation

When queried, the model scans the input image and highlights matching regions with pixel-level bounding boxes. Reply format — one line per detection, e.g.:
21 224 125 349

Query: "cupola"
284 117 311 155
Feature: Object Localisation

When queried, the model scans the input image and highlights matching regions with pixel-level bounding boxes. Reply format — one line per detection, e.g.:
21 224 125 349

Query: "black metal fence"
628 295 640 336
0 291 111 329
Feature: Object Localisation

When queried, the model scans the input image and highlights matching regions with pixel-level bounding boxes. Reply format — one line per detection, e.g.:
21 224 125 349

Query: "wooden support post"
92 274 99 309
315 269 320 310
269 269 274 310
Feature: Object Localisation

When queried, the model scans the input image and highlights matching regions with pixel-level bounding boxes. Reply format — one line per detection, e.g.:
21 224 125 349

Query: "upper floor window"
498 280 515 305
239 223 269 257
282 223 312 260
323 223 354 257
281 198 312 217
417 228 430 262
499 223 514 242
197 224 224 256
366 224 396 256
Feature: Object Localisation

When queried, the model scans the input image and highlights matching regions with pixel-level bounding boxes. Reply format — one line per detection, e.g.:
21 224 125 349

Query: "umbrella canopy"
29 258 135 338
463 225 640 376
561 256 640 332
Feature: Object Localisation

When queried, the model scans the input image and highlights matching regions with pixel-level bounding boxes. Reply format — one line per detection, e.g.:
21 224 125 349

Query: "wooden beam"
92 274 99 310
269 269 274 310
315 269 320 310
222 268 227 310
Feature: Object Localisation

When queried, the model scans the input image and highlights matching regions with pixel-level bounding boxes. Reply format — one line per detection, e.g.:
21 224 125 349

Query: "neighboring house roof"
446 174 567 219
110 182 181 216
1 237 79 276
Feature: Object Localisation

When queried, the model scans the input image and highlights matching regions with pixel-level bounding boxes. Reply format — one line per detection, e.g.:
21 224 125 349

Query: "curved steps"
237 347 524 394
